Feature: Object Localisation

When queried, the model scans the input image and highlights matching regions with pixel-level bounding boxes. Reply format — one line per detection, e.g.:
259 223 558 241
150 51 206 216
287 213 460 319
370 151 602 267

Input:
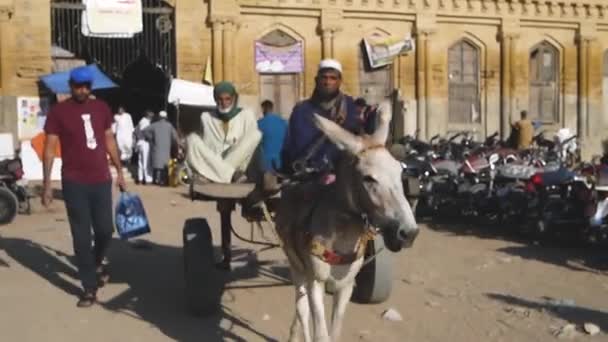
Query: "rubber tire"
0 187 18 225
183 218 223 316
352 235 393 304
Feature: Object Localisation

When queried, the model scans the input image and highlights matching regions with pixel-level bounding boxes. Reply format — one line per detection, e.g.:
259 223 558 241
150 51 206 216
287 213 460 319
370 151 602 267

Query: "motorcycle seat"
541 168 574 185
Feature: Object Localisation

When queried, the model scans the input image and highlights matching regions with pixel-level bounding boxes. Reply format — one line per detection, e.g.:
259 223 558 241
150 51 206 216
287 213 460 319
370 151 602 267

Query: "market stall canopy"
168 78 216 107
40 64 118 94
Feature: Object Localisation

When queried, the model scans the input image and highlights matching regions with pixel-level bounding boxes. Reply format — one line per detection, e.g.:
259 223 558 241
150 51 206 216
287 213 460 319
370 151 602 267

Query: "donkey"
275 108 419 342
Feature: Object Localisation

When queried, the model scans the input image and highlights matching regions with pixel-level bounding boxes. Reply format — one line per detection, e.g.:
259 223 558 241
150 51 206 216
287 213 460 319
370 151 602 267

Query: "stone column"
577 32 596 141
223 20 237 82
321 29 333 59
499 29 519 139
211 20 224 82
415 29 433 140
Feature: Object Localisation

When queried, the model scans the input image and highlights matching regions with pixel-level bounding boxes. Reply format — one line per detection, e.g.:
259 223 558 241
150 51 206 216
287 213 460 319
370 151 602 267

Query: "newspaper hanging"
81 0 143 38
255 41 304 74
363 34 415 69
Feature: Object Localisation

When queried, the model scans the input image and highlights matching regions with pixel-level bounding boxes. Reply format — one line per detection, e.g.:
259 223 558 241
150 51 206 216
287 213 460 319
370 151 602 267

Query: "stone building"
1 0 608 156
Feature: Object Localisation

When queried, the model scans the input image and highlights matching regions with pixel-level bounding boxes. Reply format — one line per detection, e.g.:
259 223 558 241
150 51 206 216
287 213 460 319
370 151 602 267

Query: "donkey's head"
312 104 419 252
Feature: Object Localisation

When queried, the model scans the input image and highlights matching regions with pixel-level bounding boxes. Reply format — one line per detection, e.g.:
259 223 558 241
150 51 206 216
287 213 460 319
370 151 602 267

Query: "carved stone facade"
193 0 608 156
2 0 608 156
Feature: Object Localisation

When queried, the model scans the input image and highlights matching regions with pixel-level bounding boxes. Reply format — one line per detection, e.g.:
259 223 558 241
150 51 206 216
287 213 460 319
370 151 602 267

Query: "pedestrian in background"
144 110 178 186
135 110 154 184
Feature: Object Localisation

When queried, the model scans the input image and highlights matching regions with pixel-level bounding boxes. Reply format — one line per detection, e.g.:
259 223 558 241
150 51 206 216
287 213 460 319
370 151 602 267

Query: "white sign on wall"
17 97 50 141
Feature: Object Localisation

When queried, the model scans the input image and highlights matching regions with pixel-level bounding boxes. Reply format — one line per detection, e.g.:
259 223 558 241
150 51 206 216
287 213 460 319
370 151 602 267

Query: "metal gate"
51 0 175 79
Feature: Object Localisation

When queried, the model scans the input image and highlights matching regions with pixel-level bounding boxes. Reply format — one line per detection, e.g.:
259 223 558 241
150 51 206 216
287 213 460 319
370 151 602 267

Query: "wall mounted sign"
255 41 303 74
363 34 415 69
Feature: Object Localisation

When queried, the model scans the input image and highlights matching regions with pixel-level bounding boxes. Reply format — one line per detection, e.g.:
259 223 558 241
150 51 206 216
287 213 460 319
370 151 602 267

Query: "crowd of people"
40 59 383 306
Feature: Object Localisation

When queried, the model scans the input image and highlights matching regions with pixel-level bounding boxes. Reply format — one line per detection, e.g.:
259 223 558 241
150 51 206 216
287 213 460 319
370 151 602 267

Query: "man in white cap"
281 59 362 174
278 59 367 230
143 110 178 186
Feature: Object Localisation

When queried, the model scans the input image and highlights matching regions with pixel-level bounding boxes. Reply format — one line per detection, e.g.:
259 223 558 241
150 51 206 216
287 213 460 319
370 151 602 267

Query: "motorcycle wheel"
0 187 18 224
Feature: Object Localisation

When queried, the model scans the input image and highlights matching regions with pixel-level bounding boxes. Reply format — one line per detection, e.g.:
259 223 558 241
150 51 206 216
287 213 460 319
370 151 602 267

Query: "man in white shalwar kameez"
186 81 262 184
114 106 134 163
135 110 154 184
186 81 262 271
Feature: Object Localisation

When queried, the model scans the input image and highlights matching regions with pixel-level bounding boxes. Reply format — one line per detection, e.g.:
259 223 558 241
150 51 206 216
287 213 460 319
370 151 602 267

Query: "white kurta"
136 117 152 183
115 112 135 161
186 108 262 183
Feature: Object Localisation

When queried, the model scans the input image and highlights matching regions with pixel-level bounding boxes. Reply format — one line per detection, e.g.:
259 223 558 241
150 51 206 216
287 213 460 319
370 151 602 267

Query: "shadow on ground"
487 293 608 332
428 221 608 274
0 234 289 342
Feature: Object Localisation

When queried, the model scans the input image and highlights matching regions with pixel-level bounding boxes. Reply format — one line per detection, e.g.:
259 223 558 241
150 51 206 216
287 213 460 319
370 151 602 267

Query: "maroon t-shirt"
44 98 113 184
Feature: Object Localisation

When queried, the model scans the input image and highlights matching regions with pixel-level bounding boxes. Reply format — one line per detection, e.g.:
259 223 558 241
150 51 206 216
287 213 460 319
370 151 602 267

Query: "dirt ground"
1 183 607 342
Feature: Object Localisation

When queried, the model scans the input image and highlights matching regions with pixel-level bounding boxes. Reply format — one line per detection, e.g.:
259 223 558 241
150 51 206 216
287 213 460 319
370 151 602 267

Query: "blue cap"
69 66 93 84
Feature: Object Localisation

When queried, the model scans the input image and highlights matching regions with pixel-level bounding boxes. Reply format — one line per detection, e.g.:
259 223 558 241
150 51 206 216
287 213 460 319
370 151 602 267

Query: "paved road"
0 184 607 341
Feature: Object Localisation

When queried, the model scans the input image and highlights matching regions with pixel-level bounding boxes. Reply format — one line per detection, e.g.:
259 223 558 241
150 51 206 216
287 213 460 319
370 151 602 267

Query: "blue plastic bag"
115 192 151 239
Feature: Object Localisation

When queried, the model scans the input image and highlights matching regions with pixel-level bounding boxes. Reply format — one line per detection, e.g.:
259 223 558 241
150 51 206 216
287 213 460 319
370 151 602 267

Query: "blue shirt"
281 96 359 173
257 113 288 171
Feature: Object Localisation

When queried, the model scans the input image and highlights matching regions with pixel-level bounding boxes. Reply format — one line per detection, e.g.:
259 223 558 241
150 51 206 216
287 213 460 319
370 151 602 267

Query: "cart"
183 178 395 316
167 78 394 316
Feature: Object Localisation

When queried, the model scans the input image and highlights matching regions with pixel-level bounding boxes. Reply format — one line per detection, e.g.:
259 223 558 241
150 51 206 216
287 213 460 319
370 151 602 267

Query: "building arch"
255 24 304 118
255 23 305 44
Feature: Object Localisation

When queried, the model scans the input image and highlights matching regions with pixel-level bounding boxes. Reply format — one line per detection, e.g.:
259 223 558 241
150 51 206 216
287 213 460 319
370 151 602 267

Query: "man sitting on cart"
185 81 262 184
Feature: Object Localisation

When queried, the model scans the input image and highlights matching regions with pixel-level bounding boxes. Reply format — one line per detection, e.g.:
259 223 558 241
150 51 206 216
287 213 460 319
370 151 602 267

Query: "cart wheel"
183 218 223 316
0 187 18 225
352 235 393 304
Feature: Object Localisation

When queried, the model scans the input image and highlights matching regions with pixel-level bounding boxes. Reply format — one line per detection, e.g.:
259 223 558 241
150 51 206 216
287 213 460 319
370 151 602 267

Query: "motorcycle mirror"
489 153 500 165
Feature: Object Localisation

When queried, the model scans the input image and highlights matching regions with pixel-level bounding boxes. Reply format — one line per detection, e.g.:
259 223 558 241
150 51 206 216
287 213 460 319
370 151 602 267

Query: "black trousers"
62 180 113 291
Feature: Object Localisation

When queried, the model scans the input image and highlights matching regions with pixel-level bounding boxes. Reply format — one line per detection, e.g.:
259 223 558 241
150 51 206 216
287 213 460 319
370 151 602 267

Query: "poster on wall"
255 41 304 74
363 34 415 69
17 97 50 141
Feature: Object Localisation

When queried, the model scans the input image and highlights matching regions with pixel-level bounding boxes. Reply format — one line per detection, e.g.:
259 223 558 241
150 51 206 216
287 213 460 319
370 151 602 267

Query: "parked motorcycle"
0 157 30 224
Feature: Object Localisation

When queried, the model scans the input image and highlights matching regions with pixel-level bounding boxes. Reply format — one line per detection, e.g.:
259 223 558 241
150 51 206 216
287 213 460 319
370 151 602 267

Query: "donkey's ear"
312 114 364 154
370 100 391 146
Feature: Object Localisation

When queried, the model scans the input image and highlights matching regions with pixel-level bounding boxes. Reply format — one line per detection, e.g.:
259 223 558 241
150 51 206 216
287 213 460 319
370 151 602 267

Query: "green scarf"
214 81 242 122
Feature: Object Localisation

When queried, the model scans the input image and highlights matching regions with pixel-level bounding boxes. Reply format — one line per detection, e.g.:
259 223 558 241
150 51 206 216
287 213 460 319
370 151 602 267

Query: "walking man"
144 110 178 186
135 110 154 184
258 100 287 173
42 66 126 307
114 106 135 163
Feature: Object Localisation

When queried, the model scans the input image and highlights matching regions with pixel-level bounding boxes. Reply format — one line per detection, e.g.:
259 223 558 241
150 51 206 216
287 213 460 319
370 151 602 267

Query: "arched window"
529 41 559 122
448 40 480 124
257 29 302 118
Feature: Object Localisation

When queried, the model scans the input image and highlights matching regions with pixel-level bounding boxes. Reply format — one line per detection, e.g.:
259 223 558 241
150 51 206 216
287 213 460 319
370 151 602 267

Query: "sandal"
77 289 97 308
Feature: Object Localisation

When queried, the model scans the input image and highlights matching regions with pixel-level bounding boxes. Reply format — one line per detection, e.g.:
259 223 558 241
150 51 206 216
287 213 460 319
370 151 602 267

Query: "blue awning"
40 64 118 94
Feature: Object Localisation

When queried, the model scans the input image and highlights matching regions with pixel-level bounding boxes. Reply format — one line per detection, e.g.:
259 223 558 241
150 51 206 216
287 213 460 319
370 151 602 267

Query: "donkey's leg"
288 273 311 342
308 280 330 342
330 282 355 342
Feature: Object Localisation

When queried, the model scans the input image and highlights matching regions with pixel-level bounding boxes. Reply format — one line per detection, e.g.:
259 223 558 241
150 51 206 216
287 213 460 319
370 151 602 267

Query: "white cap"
318 59 342 73
159 110 168 118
